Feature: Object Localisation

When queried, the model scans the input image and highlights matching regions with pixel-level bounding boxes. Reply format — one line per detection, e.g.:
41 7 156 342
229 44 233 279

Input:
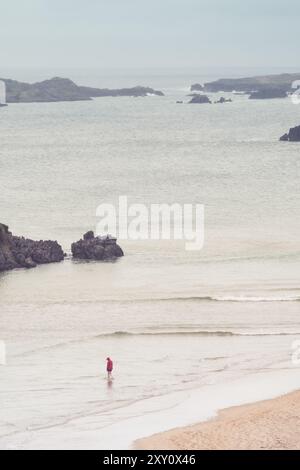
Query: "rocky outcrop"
188 94 211 104
0 77 164 103
203 73 300 93
249 88 287 100
0 223 65 272
280 125 300 142
71 232 124 261
191 83 204 92
215 97 232 104
78 85 164 98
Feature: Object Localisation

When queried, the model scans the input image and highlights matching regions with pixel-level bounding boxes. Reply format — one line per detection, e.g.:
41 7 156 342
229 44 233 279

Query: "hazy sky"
1 0 299 69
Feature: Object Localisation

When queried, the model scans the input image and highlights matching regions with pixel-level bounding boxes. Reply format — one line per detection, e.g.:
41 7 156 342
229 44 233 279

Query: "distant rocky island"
0 223 64 271
203 73 300 95
190 73 300 100
0 77 164 103
187 94 232 105
280 125 300 142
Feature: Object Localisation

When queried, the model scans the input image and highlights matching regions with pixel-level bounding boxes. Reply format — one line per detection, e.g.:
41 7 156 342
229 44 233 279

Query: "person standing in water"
106 357 113 379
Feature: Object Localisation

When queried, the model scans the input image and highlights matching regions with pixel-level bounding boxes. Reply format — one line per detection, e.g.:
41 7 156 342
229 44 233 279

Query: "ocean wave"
210 295 300 302
14 294 299 308
97 330 299 338
14 328 300 359
156 295 300 303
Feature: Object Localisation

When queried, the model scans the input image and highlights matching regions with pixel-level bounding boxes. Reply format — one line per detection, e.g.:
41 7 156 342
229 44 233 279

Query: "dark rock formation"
188 94 211 104
71 232 124 261
203 73 300 94
249 88 287 100
191 83 204 92
0 77 164 103
78 84 165 98
0 223 65 272
176 101 183 104
215 97 232 104
280 125 300 142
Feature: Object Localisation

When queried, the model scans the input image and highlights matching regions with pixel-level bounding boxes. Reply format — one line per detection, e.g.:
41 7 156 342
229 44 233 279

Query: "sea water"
0 68 300 449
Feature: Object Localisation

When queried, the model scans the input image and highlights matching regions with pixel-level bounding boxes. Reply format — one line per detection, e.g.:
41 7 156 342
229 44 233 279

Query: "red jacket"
107 359 113 372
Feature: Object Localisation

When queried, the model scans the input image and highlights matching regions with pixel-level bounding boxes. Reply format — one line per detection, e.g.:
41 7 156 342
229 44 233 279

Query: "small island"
0 77 164 103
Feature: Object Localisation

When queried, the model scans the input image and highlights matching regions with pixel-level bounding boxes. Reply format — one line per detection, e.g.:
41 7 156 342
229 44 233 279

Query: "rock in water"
280 125 300 142
0 223 65 272
71 232 124 261
215 97 232 104
188 94 211 104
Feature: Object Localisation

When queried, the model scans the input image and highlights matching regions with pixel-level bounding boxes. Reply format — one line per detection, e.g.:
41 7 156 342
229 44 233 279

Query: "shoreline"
135 389 300 450
2 365 300 449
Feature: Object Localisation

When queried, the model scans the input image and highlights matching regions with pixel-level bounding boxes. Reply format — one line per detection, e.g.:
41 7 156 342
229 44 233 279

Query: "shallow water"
0 69 300 449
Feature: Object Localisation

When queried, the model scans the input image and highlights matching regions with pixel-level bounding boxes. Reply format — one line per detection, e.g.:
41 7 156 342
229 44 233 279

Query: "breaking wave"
96 330 299 338
156 295 300 303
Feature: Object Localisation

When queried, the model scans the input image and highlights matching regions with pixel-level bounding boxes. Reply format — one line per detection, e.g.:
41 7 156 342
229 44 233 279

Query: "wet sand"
135 390 300 450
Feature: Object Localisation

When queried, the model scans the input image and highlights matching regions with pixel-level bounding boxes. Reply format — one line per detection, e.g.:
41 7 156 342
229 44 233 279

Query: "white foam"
0 81 6 105
214 295 300 302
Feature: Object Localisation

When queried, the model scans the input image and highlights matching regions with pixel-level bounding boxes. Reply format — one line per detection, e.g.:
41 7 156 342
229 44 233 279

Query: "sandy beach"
136 390 300 450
